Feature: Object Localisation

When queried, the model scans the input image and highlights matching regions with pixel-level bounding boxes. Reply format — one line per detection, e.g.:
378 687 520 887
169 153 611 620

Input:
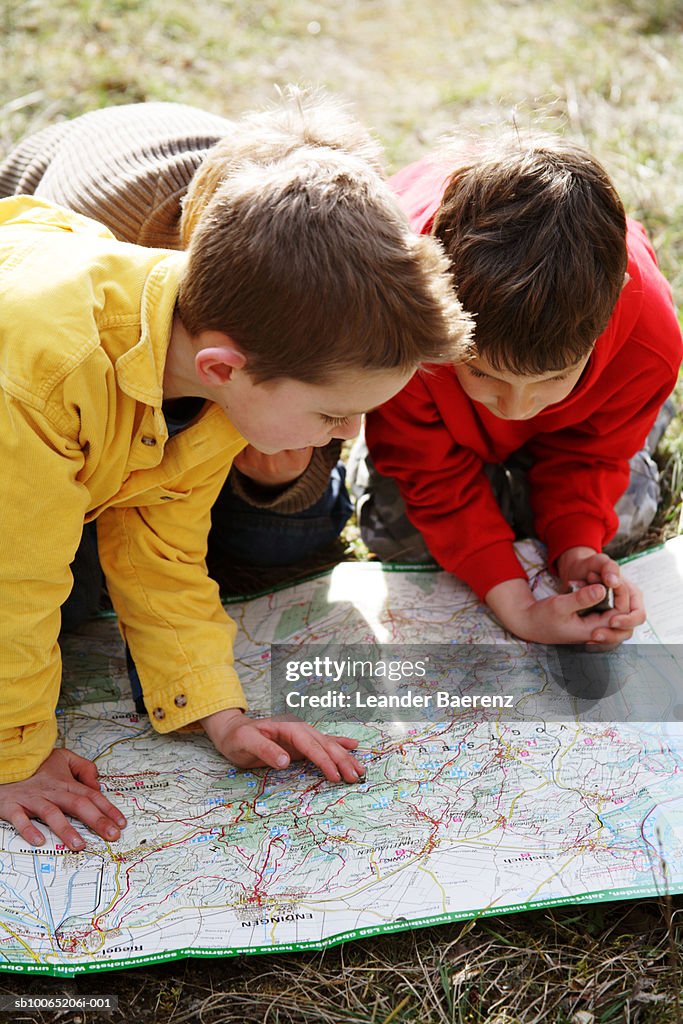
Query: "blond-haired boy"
0 89 385 602
0 138 471 850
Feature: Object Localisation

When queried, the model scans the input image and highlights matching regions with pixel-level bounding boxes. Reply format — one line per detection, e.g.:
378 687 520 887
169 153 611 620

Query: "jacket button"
141 436 157 446
174 694 187 708
153 707 166 720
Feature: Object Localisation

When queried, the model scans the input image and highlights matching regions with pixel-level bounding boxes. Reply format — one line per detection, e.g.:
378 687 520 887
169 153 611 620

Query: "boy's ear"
194 331 247 387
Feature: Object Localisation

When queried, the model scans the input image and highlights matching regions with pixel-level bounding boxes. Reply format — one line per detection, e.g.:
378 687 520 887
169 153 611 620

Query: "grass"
1 900 682 1022
656 386 683 541
1 0 683 1020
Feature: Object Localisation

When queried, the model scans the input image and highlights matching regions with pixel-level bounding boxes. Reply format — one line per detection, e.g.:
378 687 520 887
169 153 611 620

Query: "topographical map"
1 538 682 976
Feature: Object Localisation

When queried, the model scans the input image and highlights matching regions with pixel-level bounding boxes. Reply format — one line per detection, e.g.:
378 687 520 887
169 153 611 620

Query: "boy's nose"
498 390 536 419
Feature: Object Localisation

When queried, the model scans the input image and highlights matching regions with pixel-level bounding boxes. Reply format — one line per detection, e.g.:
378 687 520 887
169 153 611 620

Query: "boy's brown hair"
432 133 628 375
181 86 384 246
177 147 472 384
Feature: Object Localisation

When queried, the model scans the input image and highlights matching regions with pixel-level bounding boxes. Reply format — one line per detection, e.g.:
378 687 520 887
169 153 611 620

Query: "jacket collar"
114 251 186 407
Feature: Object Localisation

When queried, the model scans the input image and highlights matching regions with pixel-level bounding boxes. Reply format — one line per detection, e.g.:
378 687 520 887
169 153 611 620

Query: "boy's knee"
607 449 661 554
356 478 434 564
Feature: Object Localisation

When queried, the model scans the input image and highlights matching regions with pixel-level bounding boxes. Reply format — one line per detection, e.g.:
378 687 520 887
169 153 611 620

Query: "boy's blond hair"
177 147 472 384
181 86 384 246
432 132 628 375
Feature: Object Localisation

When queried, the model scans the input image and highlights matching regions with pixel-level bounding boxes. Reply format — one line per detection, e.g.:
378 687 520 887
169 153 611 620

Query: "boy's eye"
468 366 569 383
320 414 350 428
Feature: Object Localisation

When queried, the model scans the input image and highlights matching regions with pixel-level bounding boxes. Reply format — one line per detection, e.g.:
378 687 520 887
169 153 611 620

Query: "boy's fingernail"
72 838 85 850
276 755 289 768
594 633 605 642
117 817 127 827
106 827 119 840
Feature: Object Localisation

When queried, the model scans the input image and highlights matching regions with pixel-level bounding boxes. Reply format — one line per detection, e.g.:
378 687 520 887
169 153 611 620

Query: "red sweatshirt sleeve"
365 373 528 598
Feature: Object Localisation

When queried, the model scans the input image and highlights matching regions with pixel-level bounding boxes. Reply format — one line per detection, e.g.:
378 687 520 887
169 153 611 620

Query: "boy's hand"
0 749 127 852
556 545 645 642
485 576 643 646
233 445 313 488
200 708 365 783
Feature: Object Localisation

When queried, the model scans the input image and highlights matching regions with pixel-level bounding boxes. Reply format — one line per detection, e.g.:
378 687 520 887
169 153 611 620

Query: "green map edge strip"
0 879 671 977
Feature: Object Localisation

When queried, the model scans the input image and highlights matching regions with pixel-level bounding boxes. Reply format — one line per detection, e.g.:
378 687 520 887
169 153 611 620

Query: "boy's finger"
611 585 633 615
243 730 292 771
562 584 608 615
325 738 365 775
337 752 365 782
10 807 46 847
327 735 359 751
282 730 343 782
87 789 127 829
316 736 365 782
69 753 101 790
58 792 123 843
29 799 86 852
596 558 621 588
609 607 646 630
258 721 340 778
251 722 361 780
262 724 363 781
610 598 647 630
588 627 632 646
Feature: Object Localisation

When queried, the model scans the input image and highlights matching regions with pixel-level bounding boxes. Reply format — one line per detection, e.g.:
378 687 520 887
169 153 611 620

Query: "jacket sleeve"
0 399 90 783
366 373 528 599
96 452 248 733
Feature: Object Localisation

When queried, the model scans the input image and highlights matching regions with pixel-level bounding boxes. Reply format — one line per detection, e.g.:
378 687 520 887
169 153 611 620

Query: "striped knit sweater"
0 102 340 513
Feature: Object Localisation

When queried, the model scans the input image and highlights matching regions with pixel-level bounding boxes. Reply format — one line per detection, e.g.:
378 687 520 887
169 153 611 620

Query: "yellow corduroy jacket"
0 196 248 784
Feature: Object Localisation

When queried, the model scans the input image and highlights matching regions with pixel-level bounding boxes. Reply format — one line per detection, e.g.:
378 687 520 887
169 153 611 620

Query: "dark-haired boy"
0 143 471 850
362 136 682 645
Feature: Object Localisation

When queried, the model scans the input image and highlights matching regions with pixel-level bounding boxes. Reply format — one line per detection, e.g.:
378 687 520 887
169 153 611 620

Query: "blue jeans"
208 461 352 567
60 522 102 633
